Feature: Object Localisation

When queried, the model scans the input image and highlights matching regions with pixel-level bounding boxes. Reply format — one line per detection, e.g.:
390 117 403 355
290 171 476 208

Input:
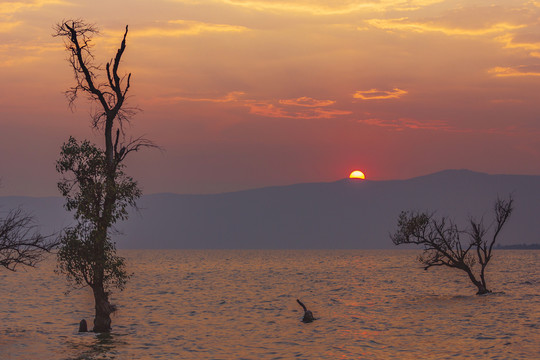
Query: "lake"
1 250 538 359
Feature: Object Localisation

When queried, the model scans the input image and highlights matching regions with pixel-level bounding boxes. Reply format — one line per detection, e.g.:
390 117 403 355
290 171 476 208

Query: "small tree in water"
54 20 154 332
390 196 513 295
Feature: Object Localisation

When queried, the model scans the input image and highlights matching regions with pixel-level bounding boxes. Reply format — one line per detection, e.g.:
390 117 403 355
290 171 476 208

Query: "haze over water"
1 249 538 359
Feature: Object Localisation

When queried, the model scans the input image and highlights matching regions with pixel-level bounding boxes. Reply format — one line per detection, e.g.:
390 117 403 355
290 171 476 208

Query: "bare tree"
54 19 155 332
391 196 513 295
0 208 56 271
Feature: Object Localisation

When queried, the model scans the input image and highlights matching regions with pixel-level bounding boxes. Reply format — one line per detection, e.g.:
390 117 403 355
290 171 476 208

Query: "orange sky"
1 0 540 196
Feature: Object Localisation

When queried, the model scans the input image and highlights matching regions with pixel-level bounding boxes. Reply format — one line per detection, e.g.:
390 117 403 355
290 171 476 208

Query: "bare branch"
116 136 160 163
54 20 139 133
0 208 57 271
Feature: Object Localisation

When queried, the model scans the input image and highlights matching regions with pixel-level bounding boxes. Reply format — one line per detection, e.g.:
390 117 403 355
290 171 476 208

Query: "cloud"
0 0 67 15
221 0 370 15
248 102 351 119
364 18 524 37
248 95 350 119
358 117 525 134
0 42 61 67
156 92 350 119
106 20 249 39
219 0 444 16
489 65 540 77
0 1 71 35
353 88 408 100
151 91 246 104
278 96 335 107
358 118 455 131
495 33 540 52
0 21 21 33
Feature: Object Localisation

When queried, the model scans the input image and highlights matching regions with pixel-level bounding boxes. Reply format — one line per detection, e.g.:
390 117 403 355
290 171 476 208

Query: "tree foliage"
57 137 141 225
391 196 513 295
56 138 137 291
0 208 56 271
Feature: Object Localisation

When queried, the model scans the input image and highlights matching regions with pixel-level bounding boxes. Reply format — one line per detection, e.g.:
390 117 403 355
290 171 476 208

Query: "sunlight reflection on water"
0 249 538 359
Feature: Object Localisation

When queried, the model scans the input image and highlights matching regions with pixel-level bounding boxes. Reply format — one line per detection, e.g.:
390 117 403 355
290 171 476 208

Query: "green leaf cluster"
56 137 139 291
57 223 129 291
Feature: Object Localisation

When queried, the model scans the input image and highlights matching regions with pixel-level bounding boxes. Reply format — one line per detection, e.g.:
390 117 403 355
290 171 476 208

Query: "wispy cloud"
358 117 524 134
249 95 350 119
0 0 70 34
278 96 335 107
358 118 455 131
155 92 350 119
364 18 524 36
353 88 408 100
156 91 246 104
0 21 21 32
104 20 249 39
489 65 540 77
221 0 381 16
495 33 540 52
219 0 444 16
0 0 67 15
0 42 61 67
248 102 351 119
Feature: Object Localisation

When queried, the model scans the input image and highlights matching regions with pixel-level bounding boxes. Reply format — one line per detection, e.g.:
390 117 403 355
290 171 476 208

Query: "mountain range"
1 170 539 249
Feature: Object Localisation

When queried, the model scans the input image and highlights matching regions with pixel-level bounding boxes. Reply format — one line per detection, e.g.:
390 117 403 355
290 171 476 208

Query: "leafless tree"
54 19 155 332
391 196 513 295
0 208 56 271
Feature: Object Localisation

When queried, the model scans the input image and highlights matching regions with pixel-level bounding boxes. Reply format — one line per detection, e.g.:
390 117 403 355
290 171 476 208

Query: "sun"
349 170 365 179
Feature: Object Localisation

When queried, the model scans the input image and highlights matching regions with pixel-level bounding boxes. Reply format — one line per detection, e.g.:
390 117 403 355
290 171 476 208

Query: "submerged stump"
296 299 316 323
78 319 88 332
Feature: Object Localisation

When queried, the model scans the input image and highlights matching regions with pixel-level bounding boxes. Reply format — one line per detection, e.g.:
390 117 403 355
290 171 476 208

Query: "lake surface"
1 250 538 359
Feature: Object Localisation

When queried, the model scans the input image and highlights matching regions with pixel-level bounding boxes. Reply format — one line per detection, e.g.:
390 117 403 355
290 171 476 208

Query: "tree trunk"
92 114 117 332
92 285 113 332
475 283 491 295
464 268 491 295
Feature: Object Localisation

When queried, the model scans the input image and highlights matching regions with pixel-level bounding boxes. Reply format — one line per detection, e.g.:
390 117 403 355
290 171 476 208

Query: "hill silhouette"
2 170 539 248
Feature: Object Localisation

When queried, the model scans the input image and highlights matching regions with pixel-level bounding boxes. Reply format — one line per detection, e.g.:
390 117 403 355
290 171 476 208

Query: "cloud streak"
364 18 524 37
157 92 351 119
353 88 408 100
248 102 351 119
155 91 246 104
101 20 249 40
0 42 61 67
278 96 335 107
219 0 445 16
0 0 67 15
358 118 456 132
489 66 540 77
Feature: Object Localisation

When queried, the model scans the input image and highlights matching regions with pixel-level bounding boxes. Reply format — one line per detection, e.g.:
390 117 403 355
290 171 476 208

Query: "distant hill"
1 170 539 249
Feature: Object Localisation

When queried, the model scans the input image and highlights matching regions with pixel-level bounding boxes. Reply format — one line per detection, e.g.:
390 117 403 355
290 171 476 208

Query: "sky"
1 0 539 196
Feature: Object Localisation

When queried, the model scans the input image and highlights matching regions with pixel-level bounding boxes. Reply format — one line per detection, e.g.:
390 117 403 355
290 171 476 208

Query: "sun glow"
349 170 365 179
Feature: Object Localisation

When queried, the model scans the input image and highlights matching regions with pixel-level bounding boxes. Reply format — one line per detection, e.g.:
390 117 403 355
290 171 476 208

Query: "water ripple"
0 249 538 359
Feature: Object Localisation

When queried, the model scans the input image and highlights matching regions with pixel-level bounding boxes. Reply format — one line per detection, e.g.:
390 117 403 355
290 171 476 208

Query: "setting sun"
349 170 366 179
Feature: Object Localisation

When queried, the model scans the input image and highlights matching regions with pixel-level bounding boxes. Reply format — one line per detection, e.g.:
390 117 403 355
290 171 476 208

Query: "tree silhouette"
391 196 513 295
54 19 155 332
0 208 56 271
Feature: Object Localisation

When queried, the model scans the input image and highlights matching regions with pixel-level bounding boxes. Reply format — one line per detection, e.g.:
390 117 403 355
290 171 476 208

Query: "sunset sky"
1 0 539 196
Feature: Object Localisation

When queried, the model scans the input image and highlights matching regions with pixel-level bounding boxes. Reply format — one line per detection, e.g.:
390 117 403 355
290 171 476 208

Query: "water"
1 250 538 359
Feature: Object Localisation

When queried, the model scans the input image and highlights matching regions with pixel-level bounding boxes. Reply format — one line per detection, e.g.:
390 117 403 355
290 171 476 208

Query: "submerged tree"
391 196 513 295
54 20 154 332
0 208 56 271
